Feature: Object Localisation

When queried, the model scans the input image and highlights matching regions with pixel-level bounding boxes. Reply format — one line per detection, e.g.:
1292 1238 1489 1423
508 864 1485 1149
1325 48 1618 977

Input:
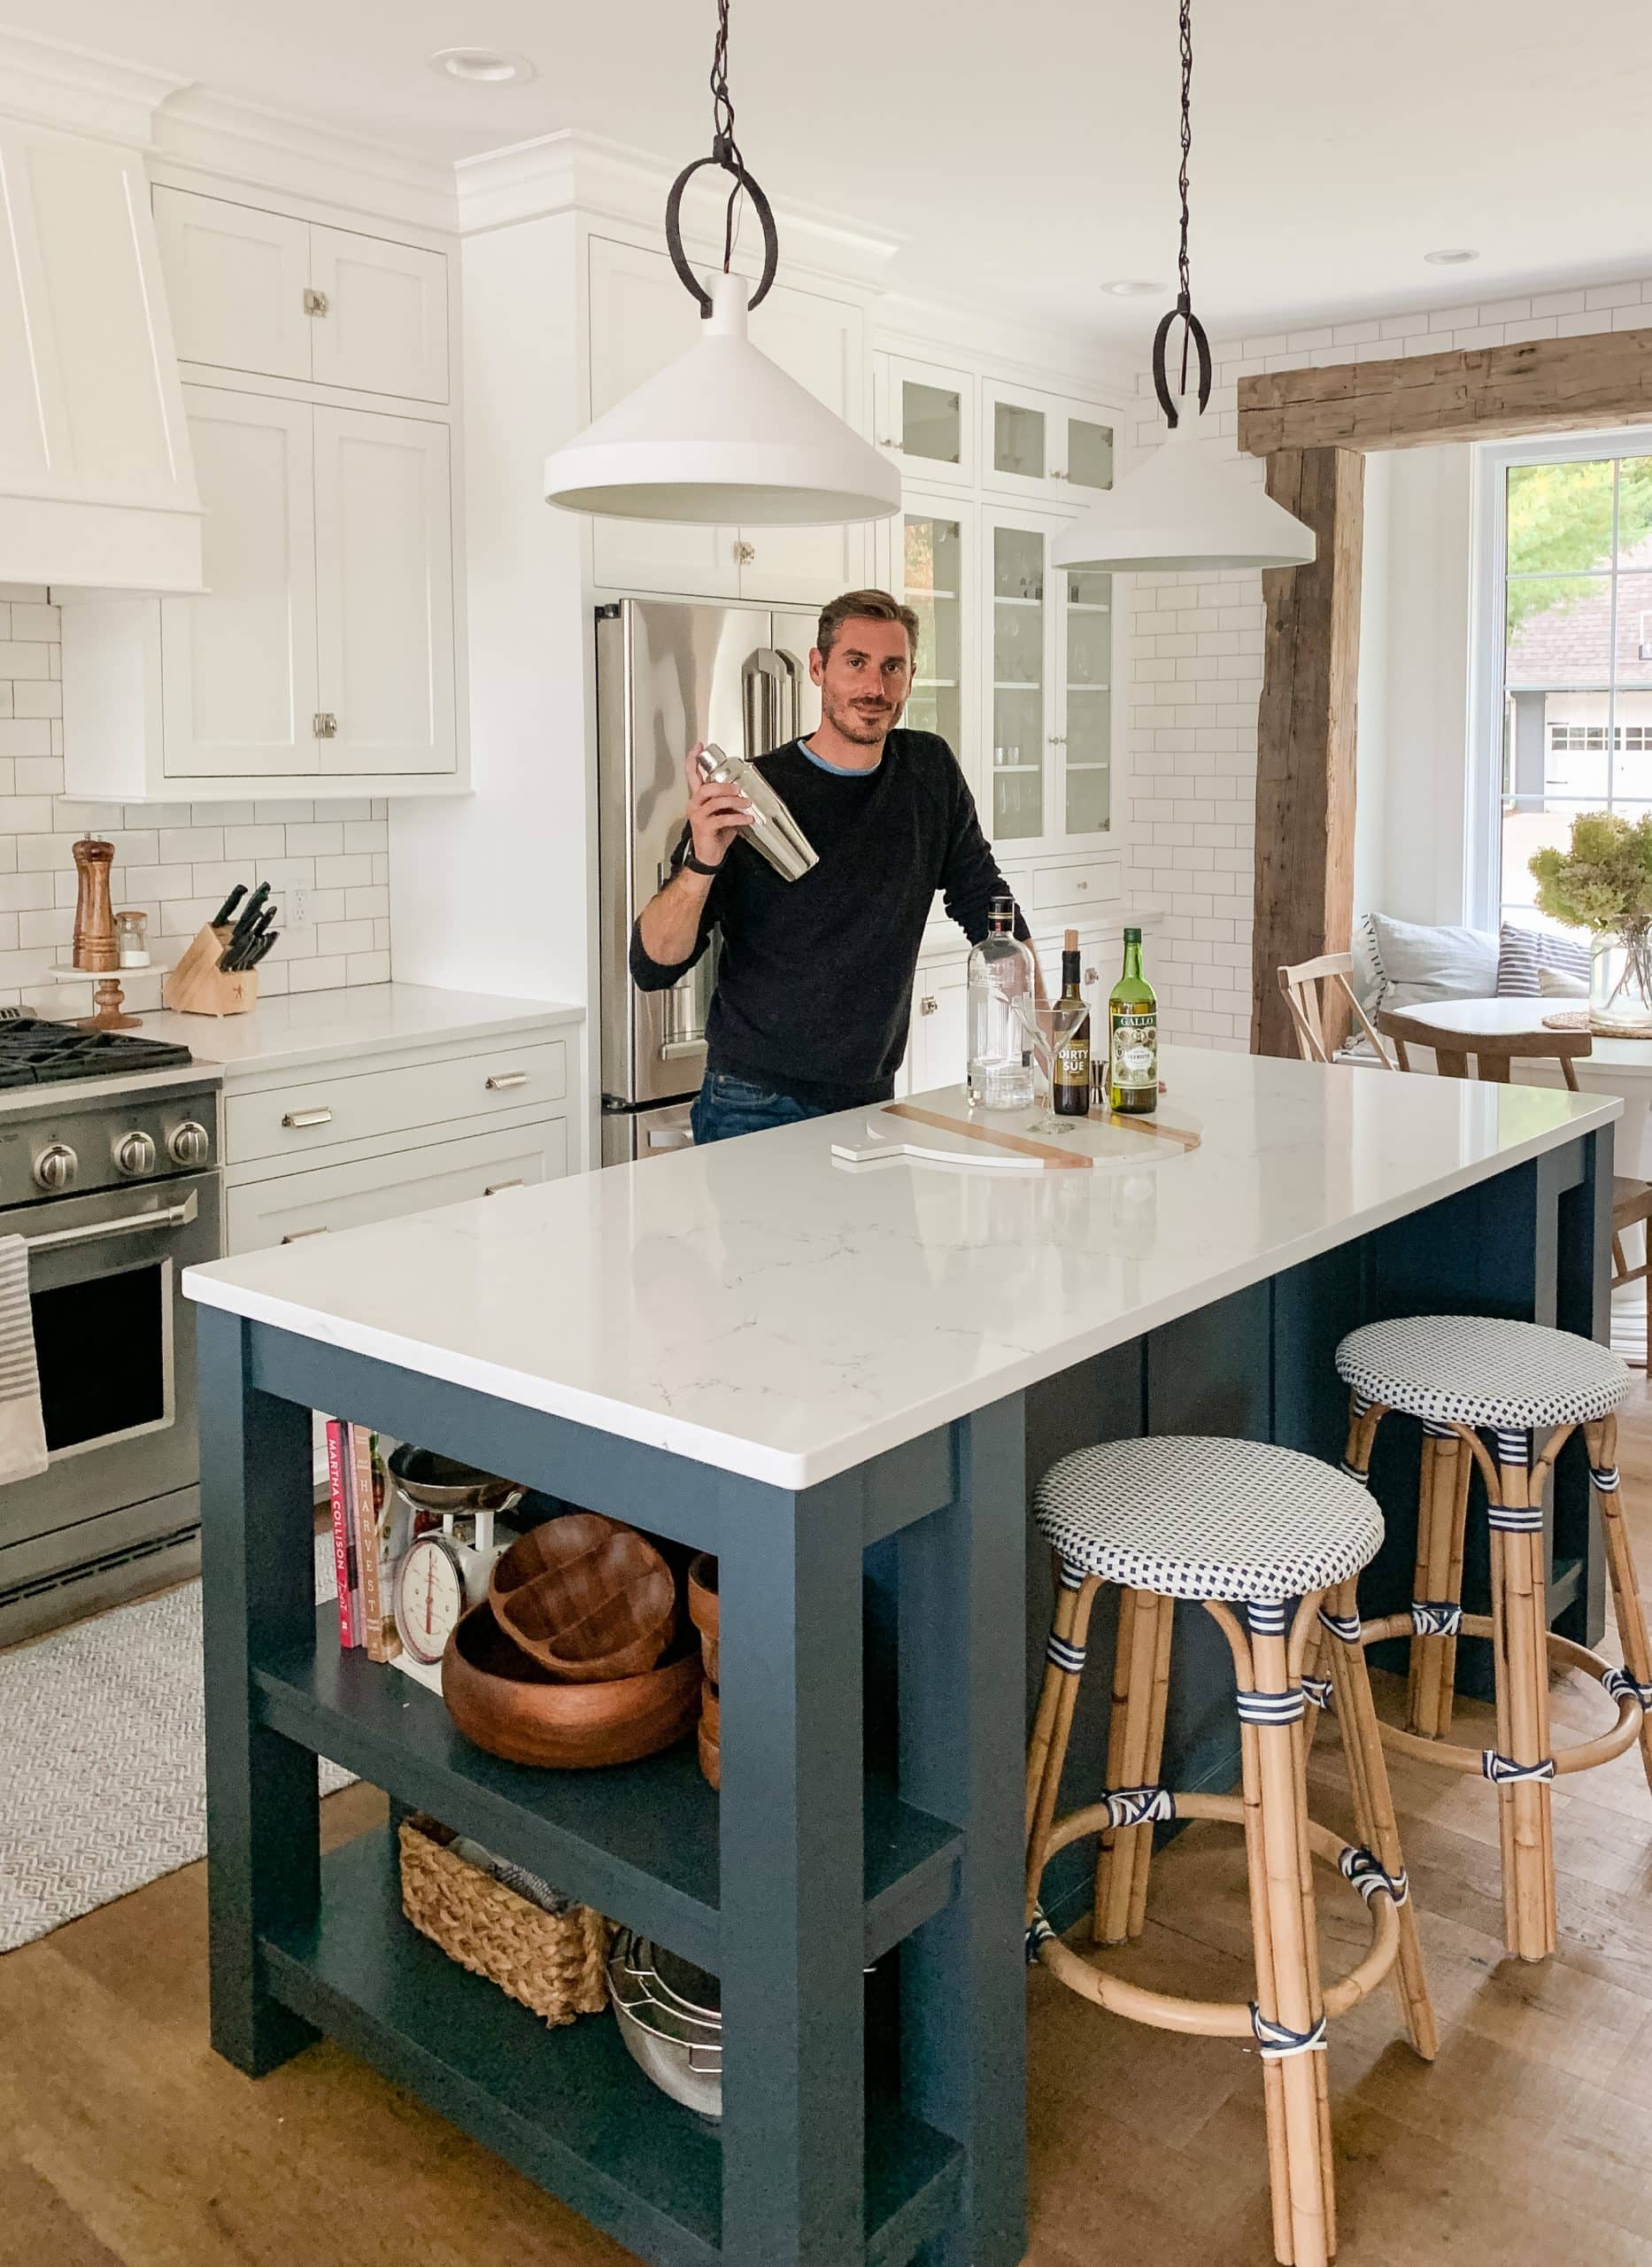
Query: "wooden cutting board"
830 1095 1201 1173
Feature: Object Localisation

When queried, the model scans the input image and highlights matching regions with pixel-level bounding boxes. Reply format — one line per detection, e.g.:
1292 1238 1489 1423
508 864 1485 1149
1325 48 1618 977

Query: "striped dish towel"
0 1236 47 1484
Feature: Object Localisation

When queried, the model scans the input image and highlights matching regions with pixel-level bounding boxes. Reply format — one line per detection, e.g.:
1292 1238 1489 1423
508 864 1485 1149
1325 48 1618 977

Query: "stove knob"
115 1131 157 1178
33 1143 76 1193
167 1121 210 1168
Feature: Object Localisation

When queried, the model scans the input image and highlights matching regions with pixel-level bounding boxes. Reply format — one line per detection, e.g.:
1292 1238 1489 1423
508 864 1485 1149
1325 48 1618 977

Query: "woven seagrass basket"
398 1814 610 2026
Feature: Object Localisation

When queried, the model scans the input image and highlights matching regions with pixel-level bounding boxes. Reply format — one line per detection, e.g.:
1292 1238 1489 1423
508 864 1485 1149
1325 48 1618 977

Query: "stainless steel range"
0 1017 221 1644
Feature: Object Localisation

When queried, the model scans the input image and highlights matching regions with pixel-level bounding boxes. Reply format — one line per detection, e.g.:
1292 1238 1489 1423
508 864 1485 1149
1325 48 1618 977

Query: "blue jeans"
690 1071 832 1145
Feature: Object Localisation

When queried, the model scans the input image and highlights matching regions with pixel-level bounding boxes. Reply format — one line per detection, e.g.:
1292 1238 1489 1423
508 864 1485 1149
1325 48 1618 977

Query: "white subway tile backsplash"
0 599 394 1008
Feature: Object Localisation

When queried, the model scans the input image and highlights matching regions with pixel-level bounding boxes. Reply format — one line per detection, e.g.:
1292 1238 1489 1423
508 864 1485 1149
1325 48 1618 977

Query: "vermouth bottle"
1107 927 1158 1114
1053 928 1092 1116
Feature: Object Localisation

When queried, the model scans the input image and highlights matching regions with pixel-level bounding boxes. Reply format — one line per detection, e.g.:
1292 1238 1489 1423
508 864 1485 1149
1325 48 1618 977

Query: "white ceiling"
16 0 1652 350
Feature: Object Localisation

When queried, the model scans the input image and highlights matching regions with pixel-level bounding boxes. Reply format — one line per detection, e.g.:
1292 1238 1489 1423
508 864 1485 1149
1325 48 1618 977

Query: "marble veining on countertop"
127 983 583 1077
184 1050 1618 1489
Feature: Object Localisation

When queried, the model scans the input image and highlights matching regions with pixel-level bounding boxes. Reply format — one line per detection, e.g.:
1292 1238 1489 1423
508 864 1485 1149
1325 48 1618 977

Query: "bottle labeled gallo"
1107 926 1158 1114
1053 927 1092 1117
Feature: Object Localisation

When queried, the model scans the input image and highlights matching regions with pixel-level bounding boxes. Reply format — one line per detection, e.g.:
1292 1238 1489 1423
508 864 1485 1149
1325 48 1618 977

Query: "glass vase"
1589 932 1652 1036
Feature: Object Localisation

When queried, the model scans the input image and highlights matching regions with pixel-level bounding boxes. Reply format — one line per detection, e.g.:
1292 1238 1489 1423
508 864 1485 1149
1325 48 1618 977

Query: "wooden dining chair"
1276 953 1397 1069
1377 1004 1652 1370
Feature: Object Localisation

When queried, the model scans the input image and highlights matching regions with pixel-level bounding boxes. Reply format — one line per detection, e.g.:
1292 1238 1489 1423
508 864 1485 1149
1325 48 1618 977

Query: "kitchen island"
185 1049 1617 2267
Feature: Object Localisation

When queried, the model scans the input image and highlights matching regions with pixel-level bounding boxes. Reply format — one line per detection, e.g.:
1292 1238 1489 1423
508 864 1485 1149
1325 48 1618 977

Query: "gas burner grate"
0 1017 193 1088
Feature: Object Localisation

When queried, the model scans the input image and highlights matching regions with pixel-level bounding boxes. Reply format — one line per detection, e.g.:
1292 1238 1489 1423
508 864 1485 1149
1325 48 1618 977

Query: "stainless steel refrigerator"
597 596 822 1165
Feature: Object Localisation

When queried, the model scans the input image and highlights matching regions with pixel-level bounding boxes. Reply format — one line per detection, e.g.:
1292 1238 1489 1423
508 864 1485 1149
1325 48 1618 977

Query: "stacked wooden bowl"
688 1554 720 1790
442 1511 699 1768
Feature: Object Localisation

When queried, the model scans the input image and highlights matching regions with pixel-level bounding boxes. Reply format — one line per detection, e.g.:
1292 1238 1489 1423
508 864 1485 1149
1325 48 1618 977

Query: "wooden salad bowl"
443 1605 701 1769
699 1679 721 1791
488 1511 677 1683
687 1551 719 1691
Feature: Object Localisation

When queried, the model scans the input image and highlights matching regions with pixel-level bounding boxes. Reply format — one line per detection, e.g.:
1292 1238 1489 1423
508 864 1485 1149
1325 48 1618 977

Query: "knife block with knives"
161 881 278 1016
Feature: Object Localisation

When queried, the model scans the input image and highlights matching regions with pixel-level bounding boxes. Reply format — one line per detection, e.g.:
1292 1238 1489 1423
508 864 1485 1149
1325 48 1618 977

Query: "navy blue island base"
197 1116 1611 2267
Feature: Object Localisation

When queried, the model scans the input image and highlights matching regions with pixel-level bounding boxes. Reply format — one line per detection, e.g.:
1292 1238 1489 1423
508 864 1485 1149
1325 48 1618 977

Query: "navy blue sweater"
629 731 1022 1109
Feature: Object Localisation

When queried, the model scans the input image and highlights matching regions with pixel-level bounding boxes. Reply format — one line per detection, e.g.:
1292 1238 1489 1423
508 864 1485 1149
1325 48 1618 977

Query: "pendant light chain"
1150 0 1211 427
708 0 746 276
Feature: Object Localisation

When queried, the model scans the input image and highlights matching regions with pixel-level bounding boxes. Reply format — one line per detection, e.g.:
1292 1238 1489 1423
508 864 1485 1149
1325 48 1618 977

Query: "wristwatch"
679 847 723 878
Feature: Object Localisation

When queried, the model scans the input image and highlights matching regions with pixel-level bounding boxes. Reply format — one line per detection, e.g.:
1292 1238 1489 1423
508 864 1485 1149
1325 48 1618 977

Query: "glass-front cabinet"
981 506 1116 851
875 354 975 487
984 378 1115 507
899 504 967 754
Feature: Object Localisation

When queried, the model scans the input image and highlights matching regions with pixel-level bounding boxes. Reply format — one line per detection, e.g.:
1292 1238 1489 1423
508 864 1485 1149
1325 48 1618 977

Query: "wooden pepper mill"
72 839 119 971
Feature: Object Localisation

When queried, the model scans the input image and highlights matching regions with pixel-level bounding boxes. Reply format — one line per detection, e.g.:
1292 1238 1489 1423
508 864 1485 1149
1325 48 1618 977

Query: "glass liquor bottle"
1053 927 1092 1117
1107 926 1158 1114
967 894 1035 1110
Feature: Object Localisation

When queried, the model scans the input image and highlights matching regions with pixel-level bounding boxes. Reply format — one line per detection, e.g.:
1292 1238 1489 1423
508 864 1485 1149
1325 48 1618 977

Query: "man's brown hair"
815 588 920 662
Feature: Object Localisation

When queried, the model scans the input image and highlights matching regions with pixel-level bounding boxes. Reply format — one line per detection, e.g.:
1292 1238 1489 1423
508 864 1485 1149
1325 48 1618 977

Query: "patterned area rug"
0 1541 351 1954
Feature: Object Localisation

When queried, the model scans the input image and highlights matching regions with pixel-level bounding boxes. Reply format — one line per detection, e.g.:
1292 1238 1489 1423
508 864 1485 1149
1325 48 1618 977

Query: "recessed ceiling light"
428 46 536 83
1100 279 1162 297
1423 247 1479 266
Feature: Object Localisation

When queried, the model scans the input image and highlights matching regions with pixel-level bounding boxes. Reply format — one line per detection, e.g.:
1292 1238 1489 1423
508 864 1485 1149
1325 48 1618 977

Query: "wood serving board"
830 1095 1202 1173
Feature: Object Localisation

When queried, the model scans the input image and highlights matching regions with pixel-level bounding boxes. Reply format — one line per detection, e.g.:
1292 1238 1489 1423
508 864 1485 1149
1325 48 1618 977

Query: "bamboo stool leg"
1094 1587 1172 1944
1231 1616 1294 2267
1286 1594 1335 2250
1247 1614 1332 2267
1407 1427 1471 1740
1025 1561 1102 1925
1324 1575 1439 2060
1585 1414 1652 1797
1488 1443 1557 1962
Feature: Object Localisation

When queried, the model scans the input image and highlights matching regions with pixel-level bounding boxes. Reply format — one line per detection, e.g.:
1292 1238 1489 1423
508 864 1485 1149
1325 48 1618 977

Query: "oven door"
0 1169 221 1584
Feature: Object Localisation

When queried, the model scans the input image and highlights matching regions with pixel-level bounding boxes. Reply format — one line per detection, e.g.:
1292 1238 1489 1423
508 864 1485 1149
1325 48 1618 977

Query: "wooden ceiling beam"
1239 324 1652 455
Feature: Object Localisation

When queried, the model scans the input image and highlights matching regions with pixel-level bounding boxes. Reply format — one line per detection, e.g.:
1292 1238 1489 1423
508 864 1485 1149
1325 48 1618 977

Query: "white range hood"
0 115 202 592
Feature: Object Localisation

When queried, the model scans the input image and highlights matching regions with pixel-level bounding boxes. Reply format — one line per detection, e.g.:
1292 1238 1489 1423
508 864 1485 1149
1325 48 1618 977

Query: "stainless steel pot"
607 1929 722 2123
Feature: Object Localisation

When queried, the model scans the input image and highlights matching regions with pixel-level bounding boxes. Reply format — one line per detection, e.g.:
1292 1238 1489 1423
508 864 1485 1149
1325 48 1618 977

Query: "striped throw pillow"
1496 923 1591 997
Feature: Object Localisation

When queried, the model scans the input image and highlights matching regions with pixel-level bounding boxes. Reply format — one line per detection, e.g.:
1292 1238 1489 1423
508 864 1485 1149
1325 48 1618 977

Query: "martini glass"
1010 993 1088 1136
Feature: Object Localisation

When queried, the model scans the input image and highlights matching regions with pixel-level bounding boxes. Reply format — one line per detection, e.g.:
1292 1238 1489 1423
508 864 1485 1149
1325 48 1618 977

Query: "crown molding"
456 128 900 295
153 88 459 234
0 29 189 143
873 290 1139 405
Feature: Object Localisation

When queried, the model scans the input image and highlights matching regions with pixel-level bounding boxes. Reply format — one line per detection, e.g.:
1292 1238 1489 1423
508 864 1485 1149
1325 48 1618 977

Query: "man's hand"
683 744 753 870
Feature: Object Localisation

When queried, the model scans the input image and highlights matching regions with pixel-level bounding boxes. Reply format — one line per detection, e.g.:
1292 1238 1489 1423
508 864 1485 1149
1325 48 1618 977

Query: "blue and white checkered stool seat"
1034 1435 1384 1604
1336 1314 1626 1434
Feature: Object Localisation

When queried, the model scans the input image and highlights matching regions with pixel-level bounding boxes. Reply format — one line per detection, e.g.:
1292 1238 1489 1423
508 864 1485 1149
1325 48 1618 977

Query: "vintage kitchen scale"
389 1446 524 1686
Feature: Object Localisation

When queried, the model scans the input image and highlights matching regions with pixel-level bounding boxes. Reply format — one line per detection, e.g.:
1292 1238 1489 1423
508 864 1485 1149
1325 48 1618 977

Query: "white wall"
1353 445 1474 930
1124 274 1652 1048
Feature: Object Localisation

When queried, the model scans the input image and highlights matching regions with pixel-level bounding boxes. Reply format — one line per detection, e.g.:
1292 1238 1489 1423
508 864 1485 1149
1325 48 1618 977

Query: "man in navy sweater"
631 587 1028 1145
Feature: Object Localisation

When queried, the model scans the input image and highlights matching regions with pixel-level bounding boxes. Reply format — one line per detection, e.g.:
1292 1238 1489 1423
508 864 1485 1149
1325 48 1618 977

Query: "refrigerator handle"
741 651 769 760
744 646 799 758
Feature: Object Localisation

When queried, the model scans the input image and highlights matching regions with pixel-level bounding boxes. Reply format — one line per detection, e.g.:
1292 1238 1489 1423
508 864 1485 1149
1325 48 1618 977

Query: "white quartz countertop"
124 983 583 1078
183 1049 1618 1490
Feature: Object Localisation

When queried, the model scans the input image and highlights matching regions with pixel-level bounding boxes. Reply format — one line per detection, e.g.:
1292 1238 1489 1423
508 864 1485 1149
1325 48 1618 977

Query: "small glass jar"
114 909 150 969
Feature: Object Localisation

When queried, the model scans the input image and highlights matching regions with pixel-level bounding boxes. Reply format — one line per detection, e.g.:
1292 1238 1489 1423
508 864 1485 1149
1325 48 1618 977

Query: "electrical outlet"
289 886 313 928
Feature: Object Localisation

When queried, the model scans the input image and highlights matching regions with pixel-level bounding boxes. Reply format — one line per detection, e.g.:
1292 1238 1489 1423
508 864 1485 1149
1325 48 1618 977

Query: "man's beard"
823 692 899 746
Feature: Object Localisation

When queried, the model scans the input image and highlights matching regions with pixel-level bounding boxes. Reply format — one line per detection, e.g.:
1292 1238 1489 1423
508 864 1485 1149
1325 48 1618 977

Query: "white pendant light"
544 1 899 530
1053 0 1315 576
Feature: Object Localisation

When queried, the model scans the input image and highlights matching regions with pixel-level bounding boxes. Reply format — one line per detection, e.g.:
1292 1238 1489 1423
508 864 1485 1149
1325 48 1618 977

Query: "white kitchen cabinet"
907 968 970 1093
227 1119 567 1255
586 235 868 607
982 377 1117 506
153 187 450 406
873 354 974 488
884 491 975 772
152 189 311 383
981 503 1117 855
159 387 319 779
62 387 463 801
313 407 454 776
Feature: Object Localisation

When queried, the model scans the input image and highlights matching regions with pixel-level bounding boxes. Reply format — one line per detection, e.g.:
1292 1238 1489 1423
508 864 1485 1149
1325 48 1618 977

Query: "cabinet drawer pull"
485 1072 529 1091
919 995 938 1017
281 1226 329 1242
281 1107 334 1129
733 539 756 565
484 1179 524 1196
313 711 338 739
303 287 329 317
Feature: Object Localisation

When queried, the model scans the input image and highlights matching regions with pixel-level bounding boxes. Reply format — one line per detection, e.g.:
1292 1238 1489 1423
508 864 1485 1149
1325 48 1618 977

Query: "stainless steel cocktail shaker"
697 745 819 883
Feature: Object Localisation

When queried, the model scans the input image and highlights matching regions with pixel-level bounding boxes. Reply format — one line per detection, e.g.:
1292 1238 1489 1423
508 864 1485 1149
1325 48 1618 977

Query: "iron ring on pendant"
664 152 780 317
1151 301 1214 428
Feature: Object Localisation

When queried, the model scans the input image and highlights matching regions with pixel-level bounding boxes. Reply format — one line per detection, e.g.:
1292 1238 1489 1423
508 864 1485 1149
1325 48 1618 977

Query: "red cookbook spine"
326 1418 358 1649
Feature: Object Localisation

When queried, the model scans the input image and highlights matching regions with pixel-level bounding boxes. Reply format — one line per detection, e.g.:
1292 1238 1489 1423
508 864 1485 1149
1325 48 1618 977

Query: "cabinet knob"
1047 734 1067 747
879 436 901 448
313 712 338 739
1085 966 1099 986
734 540 757 565
919 995 938 1017
1051 468 1069 480
303 287 329 317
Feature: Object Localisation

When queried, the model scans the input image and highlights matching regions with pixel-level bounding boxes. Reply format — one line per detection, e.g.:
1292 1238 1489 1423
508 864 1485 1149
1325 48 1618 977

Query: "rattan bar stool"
1024 1435 1437 2267
1332 1313 1652 1963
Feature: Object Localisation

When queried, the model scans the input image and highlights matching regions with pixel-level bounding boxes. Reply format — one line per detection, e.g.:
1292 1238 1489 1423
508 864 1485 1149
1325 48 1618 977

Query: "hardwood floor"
8 1391 1652 2265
